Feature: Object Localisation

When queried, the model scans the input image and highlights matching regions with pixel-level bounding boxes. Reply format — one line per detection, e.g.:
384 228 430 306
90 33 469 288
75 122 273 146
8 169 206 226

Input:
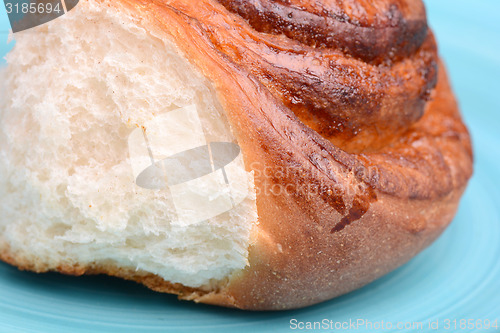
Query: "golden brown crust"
1 0 473 310
146 0 438 152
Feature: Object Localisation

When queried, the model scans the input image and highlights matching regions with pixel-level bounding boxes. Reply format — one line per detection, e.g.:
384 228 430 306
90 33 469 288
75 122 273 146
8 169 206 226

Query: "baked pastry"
0 0 472 310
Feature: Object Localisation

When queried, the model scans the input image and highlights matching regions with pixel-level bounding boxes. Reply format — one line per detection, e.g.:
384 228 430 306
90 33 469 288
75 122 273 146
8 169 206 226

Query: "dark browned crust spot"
216 0 428 62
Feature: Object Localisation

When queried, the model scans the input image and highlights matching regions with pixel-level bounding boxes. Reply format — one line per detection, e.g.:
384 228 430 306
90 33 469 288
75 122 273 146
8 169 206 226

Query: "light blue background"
1 1 499 332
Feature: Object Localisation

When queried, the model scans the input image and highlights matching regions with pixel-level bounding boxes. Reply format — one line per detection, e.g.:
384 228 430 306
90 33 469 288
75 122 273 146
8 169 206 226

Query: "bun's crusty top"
199 0 437 153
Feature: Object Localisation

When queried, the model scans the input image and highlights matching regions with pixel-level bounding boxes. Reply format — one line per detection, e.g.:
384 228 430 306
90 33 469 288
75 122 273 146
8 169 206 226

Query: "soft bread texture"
0 0 472 310
0 0 257 289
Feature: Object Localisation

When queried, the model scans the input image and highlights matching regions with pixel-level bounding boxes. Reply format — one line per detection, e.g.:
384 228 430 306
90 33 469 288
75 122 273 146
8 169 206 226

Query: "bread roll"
0 0 472 310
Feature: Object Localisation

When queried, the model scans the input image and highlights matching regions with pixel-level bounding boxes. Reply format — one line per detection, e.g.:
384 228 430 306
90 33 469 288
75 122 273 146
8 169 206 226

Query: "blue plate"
1 1 499 332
